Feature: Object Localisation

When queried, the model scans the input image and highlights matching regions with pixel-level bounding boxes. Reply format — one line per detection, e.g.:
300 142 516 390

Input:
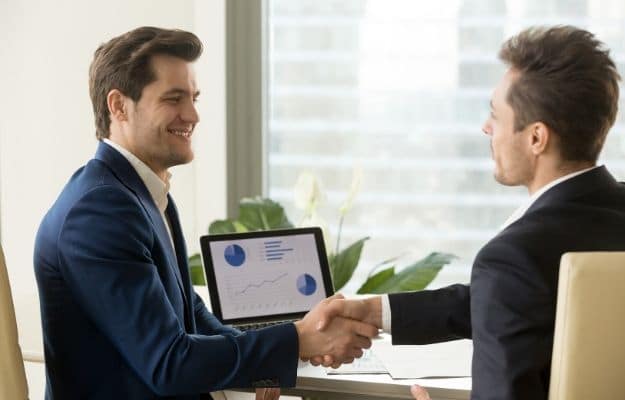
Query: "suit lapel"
166 196 196 332
93 142 189 311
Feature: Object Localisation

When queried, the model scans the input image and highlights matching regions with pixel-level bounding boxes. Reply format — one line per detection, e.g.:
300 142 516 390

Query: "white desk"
290 362 470 400
289 368 470 400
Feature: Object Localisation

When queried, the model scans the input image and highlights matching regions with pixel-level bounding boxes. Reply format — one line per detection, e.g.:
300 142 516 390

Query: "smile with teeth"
168 129 192 138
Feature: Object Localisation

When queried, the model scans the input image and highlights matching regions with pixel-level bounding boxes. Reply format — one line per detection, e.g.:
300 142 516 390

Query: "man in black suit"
315 26 625 400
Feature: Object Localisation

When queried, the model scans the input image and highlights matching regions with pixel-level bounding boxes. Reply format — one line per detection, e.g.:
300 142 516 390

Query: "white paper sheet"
325 348 388 374
374 339 472 379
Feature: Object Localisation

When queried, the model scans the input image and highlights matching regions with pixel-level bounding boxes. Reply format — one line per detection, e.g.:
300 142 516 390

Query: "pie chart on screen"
296 273 317 296
224 244 246 267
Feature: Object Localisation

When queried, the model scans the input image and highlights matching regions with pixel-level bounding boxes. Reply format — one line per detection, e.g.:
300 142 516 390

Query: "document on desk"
374 339 473 379
325 348 388 374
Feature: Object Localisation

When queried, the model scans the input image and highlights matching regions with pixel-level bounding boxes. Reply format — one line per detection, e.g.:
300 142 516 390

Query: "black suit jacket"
389 166 625 400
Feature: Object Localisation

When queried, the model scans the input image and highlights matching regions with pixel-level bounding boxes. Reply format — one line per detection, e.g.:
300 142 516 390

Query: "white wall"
0 0 227 356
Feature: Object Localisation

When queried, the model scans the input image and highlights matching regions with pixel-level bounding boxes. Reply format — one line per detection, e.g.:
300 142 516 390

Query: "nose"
182 101 200 124
482 120 492 136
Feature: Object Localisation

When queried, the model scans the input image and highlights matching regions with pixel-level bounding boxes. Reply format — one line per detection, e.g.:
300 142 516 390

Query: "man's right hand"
317 296 383 331
294 294 378 364
305 295 383 368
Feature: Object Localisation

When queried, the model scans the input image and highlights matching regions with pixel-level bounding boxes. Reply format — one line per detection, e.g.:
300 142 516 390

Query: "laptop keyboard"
236 319 297 331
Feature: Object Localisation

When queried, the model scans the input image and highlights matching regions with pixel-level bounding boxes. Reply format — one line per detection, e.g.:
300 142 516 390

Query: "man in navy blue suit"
34 27 378 400
316 26 625 400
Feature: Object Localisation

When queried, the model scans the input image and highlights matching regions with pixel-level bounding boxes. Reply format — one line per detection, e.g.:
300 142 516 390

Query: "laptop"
199 227 335 330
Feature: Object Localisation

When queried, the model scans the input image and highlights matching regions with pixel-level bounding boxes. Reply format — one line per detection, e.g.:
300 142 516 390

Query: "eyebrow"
162 88 201 98
489 100 494 110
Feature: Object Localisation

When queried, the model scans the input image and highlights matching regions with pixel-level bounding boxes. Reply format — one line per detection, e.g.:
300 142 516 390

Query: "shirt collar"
103 139 171 214
500 165 600 230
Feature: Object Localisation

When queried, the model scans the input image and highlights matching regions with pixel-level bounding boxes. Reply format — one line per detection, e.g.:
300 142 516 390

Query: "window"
263 0 625 289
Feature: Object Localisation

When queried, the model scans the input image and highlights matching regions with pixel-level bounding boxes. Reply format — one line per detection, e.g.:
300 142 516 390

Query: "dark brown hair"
89 26 203 139
499 26 620 162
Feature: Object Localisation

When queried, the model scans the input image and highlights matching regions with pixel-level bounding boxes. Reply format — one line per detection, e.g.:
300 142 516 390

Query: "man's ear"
529 122 551 156
107 89 128 122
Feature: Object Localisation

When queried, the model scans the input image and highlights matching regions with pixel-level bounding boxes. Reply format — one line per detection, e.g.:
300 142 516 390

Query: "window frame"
225 0 268 217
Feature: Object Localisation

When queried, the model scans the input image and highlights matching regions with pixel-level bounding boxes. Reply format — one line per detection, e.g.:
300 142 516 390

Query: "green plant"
188 196 456 294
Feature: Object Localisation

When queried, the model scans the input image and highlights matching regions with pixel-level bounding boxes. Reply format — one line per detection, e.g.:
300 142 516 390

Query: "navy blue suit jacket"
34 142 298 399
388 166 625 400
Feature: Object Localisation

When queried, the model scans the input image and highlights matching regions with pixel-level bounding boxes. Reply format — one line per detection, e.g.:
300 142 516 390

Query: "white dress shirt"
379 165 600 333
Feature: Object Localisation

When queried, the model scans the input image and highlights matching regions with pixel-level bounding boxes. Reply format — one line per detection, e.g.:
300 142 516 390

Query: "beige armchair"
0 245 29 399
549 252 625 400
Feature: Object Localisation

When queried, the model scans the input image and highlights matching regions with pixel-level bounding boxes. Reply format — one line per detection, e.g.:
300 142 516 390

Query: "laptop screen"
200 227 334 324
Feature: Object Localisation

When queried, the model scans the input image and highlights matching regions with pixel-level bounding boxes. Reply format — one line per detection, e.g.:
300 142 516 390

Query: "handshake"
293 294 383 368
292 295 433 400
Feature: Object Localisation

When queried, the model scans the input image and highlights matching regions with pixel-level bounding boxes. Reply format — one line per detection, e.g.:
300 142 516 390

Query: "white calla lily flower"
339 166 363 216
293 171 325 213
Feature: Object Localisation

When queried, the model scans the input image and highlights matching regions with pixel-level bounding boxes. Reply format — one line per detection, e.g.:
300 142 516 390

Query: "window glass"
267 0 625 289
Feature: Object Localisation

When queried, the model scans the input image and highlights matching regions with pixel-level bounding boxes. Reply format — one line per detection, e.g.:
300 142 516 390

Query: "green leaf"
238 197 294 231
188 253 206 285
330 237 369 291
232 221 249 232
208 219 239 234
366 252 457 294
357 266 395 294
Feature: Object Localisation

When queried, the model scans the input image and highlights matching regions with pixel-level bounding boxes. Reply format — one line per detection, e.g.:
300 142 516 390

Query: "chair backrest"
549 252 625 400
0 244 28 399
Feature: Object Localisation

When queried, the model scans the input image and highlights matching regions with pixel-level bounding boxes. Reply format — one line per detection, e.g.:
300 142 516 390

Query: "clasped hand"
294 294 381 369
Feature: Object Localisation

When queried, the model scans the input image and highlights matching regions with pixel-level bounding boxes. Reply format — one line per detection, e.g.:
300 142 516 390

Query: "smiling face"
482 68 535 188
115 54 200 178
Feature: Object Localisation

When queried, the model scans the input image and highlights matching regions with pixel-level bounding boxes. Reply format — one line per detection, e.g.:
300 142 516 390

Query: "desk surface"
293 365 470 400
288 339 471 400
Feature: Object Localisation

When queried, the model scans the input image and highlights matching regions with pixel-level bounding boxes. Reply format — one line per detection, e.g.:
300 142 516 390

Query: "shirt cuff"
381 294 392 333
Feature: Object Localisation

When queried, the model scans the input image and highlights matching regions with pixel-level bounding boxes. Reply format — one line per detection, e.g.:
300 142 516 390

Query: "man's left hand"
255 387 280 400
410 384 431 400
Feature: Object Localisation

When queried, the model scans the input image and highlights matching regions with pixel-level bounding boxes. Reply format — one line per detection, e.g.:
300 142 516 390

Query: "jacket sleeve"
57 185 298 396
470 239 553 400
192 291 240 336
388 284 471 344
